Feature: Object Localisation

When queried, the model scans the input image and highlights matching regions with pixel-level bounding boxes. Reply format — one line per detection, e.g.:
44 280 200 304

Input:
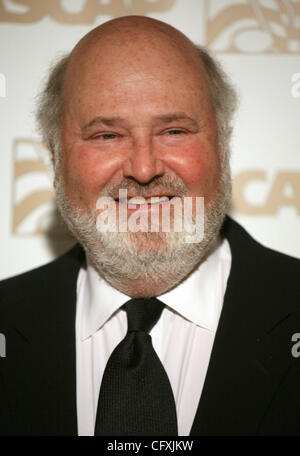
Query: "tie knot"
124 297 165 334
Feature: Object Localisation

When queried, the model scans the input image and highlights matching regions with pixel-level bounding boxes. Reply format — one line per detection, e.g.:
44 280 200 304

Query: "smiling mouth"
112 196 180 212
116 195 176 205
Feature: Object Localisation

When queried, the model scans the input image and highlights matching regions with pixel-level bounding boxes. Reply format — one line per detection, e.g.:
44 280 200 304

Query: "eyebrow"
82 113 198 131
153 113 197 124
82 117 123 129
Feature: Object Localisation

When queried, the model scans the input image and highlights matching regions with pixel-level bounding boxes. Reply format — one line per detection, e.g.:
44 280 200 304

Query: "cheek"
60 144 123 206
165 142 220 194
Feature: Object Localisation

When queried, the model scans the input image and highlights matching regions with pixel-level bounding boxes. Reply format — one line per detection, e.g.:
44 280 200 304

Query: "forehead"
63 28 212 120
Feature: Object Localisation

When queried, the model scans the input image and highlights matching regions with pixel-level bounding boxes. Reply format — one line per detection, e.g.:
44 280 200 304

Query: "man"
1 16 300 436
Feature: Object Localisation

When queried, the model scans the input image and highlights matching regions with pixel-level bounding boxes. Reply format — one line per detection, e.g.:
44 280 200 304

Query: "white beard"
54 169 231 297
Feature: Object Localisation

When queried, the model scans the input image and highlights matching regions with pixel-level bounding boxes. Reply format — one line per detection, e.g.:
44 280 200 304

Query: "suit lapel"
190 217 294 435
1 244 84 435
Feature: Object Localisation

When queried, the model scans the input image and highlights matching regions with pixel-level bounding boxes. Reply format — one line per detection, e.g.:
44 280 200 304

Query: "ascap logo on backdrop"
11 139 300 237
11 138 70 237
0 0 176 24
0 0 299 54
205 0 300 54
232 170 300 215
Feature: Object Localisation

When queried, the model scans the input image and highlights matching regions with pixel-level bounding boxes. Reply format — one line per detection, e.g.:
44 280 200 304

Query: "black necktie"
94 297 178 436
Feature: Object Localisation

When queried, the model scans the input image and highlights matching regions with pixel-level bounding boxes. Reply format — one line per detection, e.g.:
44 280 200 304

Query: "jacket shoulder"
223 217 300 304
223 216 300 266
0 244 84 315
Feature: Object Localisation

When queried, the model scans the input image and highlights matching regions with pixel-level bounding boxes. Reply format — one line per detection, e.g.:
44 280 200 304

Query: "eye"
165 129 186 135
91 133 118 140
102 133 117 139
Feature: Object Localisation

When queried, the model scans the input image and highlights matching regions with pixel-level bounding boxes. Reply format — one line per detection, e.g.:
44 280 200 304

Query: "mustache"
99 175 188 200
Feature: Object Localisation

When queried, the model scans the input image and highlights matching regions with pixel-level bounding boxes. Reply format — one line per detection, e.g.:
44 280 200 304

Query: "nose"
122 135 165 183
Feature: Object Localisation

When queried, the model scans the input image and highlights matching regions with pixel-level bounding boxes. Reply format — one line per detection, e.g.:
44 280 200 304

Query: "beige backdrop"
0 0 299 279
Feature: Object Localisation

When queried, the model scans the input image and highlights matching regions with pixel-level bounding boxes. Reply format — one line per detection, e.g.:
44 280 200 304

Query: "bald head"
73 15 193 48
70 15 199 67
37 16 237 169
64 16 207 110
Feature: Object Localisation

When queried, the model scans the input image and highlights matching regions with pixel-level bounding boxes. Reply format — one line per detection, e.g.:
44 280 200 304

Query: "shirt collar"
78 237 231 340
160 238 231 330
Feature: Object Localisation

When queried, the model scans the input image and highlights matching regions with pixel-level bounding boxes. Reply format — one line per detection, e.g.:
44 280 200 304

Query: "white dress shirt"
76 238 231 436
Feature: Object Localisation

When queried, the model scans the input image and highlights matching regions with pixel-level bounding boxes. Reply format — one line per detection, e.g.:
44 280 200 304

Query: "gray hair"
195 46 238 166
36 53 70 167
36 45 237 168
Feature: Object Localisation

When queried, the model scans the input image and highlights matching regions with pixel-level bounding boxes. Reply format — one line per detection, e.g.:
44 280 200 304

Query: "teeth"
121 196 171 205
128 196 148 204
146 196 170 203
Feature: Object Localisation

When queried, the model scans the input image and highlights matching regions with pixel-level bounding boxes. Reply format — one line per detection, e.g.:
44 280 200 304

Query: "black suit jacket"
1 217 300 436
